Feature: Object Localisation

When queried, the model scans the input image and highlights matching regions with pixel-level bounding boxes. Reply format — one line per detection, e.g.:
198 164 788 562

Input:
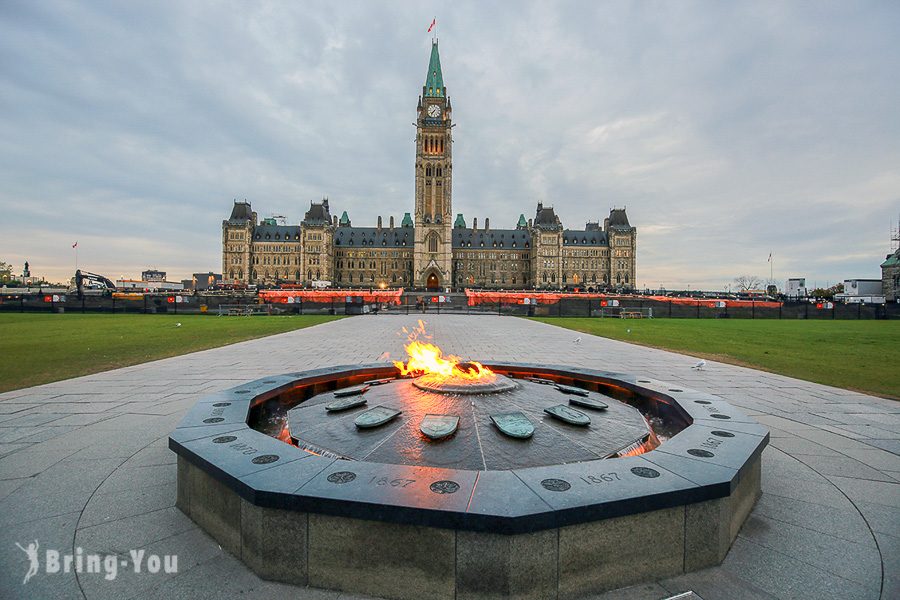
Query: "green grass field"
530 318 900 399
0 313 342 393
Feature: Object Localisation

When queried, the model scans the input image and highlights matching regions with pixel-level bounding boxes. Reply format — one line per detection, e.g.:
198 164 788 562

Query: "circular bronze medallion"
688 449 715 458
541 478 571 492
203 417 224 424
327 471 357 484
630 467 660 478
430 480 460 494
213 436 237 444
251 454 279 464
711 430 735 437
213 402 231 407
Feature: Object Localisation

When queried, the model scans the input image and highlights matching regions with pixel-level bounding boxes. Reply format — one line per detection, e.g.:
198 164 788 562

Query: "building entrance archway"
426 273 440 290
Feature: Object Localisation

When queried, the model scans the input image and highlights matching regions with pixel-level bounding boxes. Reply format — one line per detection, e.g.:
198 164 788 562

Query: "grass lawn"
530 318 900 399
0 313 343 393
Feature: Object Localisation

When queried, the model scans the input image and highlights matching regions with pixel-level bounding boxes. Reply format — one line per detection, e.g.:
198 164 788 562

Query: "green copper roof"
454 213 466 228
882 249 900 268
339 211 350 226
401 212 414 227
517 214 528 228
424 41 444 97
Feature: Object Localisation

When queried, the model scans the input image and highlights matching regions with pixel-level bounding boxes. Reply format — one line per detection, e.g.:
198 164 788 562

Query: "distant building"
881 248 900 302
834 279 884 304
141 269 166 282
221 41 636 291
192 272 222 291
785 278 807 299
116 279 184 291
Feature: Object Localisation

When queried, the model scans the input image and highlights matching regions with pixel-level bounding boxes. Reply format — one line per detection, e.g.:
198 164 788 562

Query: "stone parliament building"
223 42 636 291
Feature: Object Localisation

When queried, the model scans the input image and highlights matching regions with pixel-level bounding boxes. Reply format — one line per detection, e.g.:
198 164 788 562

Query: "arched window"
428 233 438 253
307 270 312 280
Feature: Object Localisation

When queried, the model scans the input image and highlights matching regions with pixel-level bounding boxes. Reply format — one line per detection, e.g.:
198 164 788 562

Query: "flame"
393 320 496 382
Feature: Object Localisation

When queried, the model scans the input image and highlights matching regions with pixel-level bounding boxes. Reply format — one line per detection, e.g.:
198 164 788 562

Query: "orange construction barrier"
463 290 780 309
259 289 404 305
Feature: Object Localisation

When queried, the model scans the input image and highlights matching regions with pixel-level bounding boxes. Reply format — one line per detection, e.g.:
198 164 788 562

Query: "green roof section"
423 41 444 97
882 249 900 268
454 213 466 228
339 211 350 226
517 214 528 229
401 212 414 227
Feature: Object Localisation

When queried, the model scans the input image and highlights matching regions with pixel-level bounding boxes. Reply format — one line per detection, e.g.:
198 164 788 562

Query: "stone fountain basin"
169 362 768 599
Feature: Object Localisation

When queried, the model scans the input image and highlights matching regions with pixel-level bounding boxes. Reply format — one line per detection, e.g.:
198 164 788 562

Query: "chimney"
333 215 338 227
485 218 490 231
473 217 478 230
528 218 533 228
537 202 543 212
604 217 610 231
377 216 382 229
389 215 395 229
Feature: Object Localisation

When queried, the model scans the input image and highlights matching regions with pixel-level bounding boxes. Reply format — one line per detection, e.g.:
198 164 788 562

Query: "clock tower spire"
413 40 453 290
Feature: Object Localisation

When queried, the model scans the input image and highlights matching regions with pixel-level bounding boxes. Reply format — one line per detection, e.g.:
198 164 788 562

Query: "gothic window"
428 233 438 253
307 270 312 280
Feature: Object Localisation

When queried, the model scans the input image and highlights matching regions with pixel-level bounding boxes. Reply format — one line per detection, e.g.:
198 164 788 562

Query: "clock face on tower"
428 104 441 118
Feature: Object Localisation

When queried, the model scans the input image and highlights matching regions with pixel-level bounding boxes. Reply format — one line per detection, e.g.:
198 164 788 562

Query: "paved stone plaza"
0 315 897 599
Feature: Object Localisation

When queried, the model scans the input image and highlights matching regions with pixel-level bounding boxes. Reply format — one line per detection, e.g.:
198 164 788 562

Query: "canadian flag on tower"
427 18 436 33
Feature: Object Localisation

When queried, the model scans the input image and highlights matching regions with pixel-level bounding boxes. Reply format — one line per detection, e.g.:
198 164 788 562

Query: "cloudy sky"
2 1 898 289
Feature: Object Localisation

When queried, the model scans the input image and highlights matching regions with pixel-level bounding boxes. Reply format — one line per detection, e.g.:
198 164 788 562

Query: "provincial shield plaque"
543 404 591 426
354 405 402 429
334 384 370 398
568 395 609 411
555 384 589 397
490 412 535 439
420 414 460 440
325 396 368 412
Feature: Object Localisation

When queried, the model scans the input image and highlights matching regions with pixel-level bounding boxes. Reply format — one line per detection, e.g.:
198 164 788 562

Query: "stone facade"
222 41 637 291
882 248 900 302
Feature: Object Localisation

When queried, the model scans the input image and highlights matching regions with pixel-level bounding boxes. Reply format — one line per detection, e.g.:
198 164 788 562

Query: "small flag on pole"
427 18 436 33
72 241 78 248
767 252 772 262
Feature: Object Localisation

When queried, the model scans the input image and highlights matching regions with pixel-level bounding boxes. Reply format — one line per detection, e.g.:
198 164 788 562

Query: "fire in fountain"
393 320 517 394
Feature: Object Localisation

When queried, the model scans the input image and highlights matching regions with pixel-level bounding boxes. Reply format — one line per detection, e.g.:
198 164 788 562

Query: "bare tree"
734 275 762 291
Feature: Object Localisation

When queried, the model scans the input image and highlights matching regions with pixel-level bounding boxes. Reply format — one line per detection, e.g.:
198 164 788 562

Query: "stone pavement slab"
0 315 896 599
